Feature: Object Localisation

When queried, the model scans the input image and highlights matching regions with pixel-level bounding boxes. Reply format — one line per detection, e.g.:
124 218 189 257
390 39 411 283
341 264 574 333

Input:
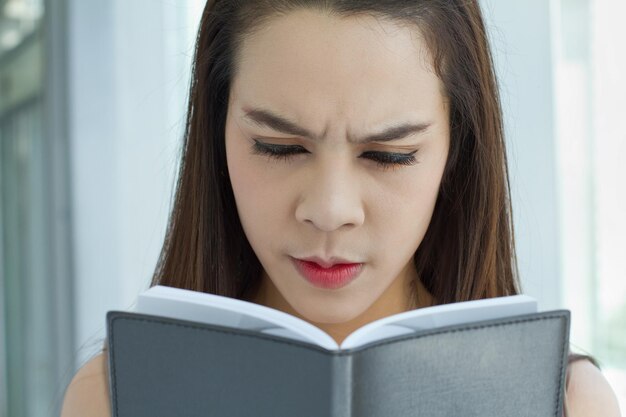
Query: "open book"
134 285 539 350
106 285 570 417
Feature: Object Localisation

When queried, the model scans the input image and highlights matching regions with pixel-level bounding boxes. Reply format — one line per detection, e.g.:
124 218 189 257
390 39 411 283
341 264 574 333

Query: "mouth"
290 256 364 290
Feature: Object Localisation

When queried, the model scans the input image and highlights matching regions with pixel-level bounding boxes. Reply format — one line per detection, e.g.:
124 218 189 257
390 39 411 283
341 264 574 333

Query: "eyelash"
251 139 419 172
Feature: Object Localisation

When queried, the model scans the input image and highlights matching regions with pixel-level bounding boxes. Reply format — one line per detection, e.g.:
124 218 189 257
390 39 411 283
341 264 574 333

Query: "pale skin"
226 9 444 345
60 9 622 417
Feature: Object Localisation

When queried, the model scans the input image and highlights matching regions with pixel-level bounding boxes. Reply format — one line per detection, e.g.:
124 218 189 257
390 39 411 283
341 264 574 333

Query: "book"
106 285 570 417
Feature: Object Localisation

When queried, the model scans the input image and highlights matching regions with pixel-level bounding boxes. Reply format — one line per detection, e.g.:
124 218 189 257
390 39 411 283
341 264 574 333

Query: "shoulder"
61 351 112 417
566 359 622 417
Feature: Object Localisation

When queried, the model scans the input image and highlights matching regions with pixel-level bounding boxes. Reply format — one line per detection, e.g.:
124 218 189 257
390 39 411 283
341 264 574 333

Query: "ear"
565 359 622 417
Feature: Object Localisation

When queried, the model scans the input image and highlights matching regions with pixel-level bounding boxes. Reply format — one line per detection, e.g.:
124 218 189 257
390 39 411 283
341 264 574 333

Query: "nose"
294 156 365 232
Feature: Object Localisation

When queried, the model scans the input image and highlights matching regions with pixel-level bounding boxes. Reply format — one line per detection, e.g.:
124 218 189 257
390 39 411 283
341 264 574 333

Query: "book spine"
331 355 353 417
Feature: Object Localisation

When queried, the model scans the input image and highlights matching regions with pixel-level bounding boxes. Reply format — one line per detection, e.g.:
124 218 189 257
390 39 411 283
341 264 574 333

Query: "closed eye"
250 139 419 172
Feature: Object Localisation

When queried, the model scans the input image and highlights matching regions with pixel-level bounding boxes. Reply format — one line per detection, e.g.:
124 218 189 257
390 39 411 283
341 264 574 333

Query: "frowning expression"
225 9 449 325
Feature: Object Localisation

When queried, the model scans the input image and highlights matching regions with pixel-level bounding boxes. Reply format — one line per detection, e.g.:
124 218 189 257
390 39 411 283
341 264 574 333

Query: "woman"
61 0 621 416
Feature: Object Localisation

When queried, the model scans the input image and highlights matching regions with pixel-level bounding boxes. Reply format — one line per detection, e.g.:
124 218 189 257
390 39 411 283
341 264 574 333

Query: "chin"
287 293 371 325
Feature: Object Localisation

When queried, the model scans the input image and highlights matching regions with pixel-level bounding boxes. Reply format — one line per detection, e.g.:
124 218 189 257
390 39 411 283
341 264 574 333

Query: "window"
553 0 626 410
0 0 73 416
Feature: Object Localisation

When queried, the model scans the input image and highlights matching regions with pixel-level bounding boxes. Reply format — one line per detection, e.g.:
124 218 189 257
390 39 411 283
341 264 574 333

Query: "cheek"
226 138 290 249
369 170 442 259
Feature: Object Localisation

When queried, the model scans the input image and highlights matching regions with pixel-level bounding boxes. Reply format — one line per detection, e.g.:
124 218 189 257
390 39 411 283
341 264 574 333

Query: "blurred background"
0 0 624 415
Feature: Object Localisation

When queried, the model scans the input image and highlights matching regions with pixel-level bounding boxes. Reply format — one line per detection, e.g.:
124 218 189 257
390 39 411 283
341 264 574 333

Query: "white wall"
66 0 560 366
68 0 198 366
481 0 560 311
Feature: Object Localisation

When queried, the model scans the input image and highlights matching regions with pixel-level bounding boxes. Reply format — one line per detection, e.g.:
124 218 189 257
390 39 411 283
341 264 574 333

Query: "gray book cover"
106 309 570 417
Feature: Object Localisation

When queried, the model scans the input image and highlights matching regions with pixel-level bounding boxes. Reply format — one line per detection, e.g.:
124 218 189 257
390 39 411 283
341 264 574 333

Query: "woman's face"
225 9 449 331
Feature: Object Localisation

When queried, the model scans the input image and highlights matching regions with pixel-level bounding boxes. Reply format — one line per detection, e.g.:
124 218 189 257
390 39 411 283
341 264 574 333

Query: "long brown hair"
150 0 596 369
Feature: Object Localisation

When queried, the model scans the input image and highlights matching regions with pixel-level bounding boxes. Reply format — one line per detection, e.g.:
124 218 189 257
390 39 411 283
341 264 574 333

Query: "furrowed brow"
242 107 430 144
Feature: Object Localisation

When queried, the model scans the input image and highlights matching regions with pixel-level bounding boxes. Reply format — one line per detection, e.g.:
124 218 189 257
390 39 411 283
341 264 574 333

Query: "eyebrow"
242 107 431 144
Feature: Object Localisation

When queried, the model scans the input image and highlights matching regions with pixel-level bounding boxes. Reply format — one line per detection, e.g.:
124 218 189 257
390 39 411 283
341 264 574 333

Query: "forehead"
230 9 445 133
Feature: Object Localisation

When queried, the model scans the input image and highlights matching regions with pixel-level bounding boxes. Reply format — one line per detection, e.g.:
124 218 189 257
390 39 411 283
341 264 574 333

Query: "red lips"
291 257 364 290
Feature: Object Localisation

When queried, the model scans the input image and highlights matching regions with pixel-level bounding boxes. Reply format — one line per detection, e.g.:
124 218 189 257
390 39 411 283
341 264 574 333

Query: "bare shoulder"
566 359 622 417
61 351 112 417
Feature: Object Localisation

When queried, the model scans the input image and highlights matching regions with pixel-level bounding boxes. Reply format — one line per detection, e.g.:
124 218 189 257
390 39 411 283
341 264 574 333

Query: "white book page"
339 294 538 349
133 286 537 352
135 285 339 350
